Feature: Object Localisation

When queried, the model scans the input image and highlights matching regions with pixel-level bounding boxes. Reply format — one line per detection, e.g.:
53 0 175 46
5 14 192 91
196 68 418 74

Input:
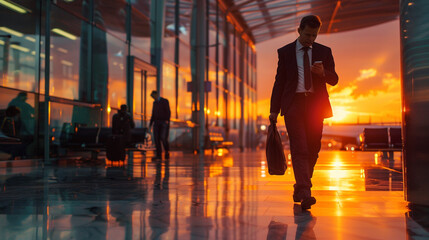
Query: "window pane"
105 33 127 113
179 41 190 69
163 34 175 63
178 68 191 121
131 7 151 61
162 61 175 118
50 4 89 100
54 0 90 21
0 0 38 92
146 73 156 121
131 0 150 17
94 0 127 41
179 0 191 44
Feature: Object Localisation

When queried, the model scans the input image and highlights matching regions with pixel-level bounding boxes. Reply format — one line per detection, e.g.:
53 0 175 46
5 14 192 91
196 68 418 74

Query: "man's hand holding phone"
311 60 325 76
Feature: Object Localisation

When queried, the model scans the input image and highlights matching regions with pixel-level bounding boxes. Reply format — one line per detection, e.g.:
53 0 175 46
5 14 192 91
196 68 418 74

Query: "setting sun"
330 106 349 123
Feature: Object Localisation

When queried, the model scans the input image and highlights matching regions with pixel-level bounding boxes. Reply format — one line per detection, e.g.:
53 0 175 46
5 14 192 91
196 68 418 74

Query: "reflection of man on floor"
294 204 317 240
149 160 170 238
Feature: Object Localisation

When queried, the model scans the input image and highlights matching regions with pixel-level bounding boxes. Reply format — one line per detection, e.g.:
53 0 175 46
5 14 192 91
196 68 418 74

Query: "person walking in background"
269 15 339 209
112 104 135 146
149 90 171 160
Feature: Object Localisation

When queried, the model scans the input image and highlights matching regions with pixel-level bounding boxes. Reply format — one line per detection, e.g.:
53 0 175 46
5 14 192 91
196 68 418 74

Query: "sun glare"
330 106 349 123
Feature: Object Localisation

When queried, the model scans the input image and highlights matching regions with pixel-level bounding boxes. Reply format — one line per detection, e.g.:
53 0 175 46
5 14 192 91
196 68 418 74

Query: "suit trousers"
284 93 324 198
153 120 170 158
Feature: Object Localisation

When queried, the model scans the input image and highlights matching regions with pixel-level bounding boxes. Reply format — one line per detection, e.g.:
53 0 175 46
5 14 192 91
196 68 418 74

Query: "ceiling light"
11 44 30 52
0 26 23 37
0 0 30 14
51 28 77 40
25 36 35 42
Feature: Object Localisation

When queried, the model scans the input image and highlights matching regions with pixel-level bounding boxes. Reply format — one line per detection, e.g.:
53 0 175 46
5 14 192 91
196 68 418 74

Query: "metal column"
400 0 429 206
150 0 165 94
191 0 207 152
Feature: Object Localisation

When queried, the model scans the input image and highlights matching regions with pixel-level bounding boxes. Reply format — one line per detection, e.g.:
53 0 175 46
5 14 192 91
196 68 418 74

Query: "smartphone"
314 61 323 65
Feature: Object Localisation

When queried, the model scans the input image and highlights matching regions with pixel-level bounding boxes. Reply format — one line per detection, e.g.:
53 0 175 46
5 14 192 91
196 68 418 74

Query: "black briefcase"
266 120 287 175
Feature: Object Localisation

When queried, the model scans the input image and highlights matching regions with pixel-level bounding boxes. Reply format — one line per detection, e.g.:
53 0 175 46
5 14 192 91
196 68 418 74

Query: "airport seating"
360 127 402 159
361 128 390 150
60 125 148 159
206 130 233 151
389 127 402 149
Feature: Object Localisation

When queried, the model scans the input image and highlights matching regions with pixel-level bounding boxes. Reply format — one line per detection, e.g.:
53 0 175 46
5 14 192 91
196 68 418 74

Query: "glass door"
129 56 156 128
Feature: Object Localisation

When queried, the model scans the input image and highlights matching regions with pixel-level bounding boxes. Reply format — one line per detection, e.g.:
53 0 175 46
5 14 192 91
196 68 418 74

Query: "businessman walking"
269 15 339 209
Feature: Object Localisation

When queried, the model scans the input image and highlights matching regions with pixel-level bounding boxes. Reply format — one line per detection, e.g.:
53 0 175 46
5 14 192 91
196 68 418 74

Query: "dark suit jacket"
150 97 171 126
270 41 338 118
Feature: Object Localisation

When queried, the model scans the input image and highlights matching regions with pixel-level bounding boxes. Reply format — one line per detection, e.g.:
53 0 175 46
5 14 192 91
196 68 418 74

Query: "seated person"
112 104 135 146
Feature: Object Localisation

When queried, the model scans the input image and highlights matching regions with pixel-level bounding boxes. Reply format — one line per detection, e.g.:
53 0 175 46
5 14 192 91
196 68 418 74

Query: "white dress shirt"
296 40 314 93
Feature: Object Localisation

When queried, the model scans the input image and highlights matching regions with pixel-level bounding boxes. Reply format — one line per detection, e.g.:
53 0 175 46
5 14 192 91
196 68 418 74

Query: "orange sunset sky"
256 20 401 124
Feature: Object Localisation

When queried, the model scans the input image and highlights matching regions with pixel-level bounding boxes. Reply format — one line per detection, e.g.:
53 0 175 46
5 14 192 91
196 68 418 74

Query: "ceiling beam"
238 0 315 14
326 1 341 33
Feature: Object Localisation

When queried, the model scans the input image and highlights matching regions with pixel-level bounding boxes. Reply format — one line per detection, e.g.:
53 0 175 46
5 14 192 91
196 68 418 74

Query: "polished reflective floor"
0 149 428 240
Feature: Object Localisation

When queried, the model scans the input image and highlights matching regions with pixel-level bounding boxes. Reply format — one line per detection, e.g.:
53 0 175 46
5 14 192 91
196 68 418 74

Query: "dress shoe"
293 194 301 202
293 190 305 202
165 152 170 159
301 196 316 210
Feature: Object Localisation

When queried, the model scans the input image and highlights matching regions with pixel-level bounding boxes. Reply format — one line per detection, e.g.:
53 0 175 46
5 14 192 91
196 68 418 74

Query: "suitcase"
106 134 126 161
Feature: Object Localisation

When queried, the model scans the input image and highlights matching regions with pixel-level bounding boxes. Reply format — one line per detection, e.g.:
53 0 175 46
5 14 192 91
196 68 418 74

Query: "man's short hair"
150 90 158 96
299 15 322 30
120 104 127 111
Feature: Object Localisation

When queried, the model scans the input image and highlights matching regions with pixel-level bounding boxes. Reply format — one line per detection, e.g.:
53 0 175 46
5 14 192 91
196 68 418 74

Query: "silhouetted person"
1 106 20 138
269 15 339 209
8 92 34 137
112 104 135 146
8 92 35 157
0 106 24 159
149 91 171 160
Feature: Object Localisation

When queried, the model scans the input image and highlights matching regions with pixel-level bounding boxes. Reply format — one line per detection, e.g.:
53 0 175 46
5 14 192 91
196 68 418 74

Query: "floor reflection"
0 150 425 239
149 159 170 239
293 205 317 240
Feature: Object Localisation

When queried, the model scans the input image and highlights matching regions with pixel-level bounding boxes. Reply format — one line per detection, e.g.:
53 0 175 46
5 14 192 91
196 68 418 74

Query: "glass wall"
0 1 38 92
0 0 156 160
0 0 258 159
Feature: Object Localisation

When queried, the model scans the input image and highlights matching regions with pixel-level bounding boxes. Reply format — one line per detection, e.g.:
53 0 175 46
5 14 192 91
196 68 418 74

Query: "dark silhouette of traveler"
8 92 35 157
1 106 20 138
269 15 339 210
8 92 35 137
112 104 135 146
0 106 25 159
149 91 171 160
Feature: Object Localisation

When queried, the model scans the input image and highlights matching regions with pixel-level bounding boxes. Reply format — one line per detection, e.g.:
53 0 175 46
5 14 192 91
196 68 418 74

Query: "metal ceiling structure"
223 0 399 43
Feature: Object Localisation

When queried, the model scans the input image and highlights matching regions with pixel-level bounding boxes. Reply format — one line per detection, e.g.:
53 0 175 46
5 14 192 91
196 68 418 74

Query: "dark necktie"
303 47 311 90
